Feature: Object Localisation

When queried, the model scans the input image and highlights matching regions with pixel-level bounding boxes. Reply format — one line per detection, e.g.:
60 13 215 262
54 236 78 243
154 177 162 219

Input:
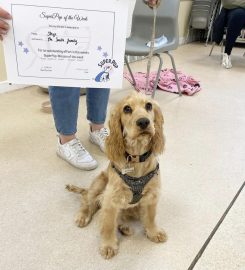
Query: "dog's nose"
136 118 150 129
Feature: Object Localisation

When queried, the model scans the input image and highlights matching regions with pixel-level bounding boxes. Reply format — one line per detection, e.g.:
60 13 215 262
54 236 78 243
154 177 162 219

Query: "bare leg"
90 123 104 132
60 122 105 144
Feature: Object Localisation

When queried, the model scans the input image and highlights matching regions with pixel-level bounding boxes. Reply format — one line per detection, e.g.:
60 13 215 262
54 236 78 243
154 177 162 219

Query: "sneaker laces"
70 139 87 157
92 128 109 146
97 128 109 142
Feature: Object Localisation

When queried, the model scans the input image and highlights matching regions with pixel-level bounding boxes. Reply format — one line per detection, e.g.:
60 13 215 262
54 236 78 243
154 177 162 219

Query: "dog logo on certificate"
95 58 118 83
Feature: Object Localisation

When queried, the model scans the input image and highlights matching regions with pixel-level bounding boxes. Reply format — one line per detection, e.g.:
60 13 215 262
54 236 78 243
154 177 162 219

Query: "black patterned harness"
112 163 159 204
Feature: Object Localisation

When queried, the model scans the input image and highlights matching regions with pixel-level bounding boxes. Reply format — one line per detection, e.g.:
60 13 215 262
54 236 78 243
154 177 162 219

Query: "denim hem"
87 119 105 125
57 130 77 136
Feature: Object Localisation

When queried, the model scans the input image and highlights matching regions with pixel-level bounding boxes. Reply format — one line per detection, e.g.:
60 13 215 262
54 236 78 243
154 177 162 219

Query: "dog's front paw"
146 228 167 243
75 211 91 228
100 243 119 259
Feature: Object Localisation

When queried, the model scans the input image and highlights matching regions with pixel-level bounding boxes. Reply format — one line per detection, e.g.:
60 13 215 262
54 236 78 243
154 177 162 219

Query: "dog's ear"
152 102 165 155
105 105 125 161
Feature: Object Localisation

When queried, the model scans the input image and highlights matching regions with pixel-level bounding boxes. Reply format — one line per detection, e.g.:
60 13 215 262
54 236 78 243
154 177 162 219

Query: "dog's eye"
145 102 152 111
123 105 132 114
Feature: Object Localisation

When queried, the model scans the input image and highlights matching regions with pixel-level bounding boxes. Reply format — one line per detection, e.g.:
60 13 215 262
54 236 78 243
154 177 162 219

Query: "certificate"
2 0 129 88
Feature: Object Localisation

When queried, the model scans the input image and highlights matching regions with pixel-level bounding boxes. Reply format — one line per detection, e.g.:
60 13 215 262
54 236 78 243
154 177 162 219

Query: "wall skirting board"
0 81 28 94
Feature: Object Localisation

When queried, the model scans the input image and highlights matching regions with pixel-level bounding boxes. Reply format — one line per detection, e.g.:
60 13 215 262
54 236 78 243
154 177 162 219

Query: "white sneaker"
57 137 98 170
222 53 232 69
89 127 109 152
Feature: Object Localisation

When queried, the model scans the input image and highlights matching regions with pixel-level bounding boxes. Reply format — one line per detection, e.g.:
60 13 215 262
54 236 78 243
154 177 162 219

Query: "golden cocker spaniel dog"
66 92 167 259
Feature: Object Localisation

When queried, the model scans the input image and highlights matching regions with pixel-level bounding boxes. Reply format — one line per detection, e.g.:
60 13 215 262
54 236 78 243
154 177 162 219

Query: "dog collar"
112 163 159 204
125 149 152 163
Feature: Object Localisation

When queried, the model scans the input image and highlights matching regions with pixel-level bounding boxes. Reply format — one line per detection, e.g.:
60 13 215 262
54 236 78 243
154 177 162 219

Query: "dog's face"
103 65 112 72
120 93 156 140
106 92 165 160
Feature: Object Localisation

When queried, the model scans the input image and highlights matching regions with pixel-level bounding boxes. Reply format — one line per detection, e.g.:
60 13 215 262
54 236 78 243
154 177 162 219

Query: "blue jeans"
48 86 110 135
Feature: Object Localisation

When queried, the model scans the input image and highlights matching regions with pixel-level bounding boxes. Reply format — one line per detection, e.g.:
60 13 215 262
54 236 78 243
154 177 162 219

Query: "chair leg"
206 0 219 46
165 52 182 96
124 55 137 88
206 19 213 47
151 54 163 99
221 40 224 54
209 42 216 56
186 14 193 44
220 40 225 62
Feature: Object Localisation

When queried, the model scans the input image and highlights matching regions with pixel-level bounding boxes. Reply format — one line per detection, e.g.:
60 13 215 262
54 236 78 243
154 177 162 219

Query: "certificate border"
11 4 116 81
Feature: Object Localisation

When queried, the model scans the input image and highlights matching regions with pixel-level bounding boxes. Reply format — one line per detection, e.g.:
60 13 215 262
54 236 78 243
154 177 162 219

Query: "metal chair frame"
125 0 182 98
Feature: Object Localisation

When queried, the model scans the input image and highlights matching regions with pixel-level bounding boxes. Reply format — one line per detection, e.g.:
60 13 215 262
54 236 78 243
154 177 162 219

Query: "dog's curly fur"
66 92 167 259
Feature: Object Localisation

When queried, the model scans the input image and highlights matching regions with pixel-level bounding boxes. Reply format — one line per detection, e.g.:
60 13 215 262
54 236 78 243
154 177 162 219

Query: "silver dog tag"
122 166 134 175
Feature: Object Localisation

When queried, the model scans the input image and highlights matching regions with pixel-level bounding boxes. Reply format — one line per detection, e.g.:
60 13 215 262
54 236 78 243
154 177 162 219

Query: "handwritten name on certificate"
2 0 129 88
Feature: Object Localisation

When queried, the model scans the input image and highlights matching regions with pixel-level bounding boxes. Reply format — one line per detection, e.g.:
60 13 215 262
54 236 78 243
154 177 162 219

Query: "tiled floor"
0 43 244 270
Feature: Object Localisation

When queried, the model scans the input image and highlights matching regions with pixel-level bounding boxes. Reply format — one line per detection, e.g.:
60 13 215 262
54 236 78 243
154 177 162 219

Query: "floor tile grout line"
187 180 245 270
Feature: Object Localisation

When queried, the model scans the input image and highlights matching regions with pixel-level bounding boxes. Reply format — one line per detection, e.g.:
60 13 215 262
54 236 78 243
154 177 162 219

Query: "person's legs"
213 8 227 45
49 86 80 142
225 8 245 55
86 87 110 127
49 86 97 170
86 88 110 152
222 8 245 68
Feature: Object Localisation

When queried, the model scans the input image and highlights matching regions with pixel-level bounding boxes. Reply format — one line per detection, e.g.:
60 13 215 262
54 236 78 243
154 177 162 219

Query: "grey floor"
0 43 245 270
